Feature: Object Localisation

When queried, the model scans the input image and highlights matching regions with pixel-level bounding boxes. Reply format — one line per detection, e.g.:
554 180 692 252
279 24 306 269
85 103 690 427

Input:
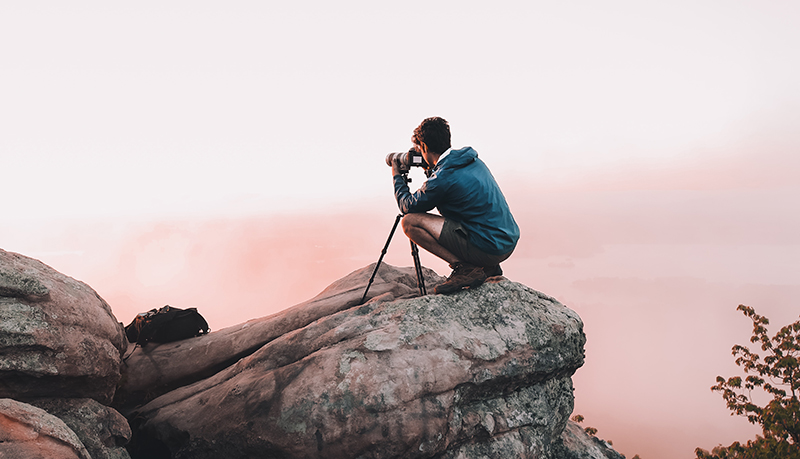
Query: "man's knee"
401 213 420 237
402 212 444 240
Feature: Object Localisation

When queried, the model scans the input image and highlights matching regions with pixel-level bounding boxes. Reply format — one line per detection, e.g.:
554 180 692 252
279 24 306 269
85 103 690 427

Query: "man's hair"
412 117 451 155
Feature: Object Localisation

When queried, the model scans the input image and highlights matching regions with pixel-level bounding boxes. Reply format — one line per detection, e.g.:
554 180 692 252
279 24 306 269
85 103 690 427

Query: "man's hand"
391 156 409 177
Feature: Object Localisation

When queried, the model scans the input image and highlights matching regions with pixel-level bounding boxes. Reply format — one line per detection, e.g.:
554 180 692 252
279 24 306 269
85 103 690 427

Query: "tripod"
360 213 427 304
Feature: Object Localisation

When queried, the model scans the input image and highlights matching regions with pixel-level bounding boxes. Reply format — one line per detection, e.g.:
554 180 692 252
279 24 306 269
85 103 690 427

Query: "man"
391 117 519 294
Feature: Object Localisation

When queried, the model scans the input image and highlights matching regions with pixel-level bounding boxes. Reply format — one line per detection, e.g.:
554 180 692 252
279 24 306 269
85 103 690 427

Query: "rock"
127 265 586 459
0 398 92 459
115 263 444 410
0 248 624 459
559 421 626 459
29 398 132 459
0 249 127 404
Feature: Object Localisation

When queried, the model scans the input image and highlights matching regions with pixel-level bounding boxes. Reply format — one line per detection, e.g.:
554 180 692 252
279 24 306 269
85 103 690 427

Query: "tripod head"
401 166 433 184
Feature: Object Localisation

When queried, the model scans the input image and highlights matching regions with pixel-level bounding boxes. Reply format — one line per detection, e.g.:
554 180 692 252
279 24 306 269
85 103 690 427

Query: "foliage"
571 414 598 437
695 305 800 459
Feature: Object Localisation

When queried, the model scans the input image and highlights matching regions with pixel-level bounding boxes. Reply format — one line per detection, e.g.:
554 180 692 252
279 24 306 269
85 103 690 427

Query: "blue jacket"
394 146 519 256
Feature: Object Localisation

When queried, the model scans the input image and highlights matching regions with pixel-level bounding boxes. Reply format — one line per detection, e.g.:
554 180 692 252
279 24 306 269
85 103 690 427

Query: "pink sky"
2 2 800 458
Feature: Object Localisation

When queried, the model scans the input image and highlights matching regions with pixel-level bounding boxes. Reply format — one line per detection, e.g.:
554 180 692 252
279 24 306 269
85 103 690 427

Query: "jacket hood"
438 146 477 170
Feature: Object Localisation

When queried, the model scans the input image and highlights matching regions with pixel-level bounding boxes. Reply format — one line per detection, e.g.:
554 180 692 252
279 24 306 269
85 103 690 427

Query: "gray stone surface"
31 398 132 459
0 249 127 404
0 248 625 459
559 420 626 459
115 263 444 410
128 265 587 458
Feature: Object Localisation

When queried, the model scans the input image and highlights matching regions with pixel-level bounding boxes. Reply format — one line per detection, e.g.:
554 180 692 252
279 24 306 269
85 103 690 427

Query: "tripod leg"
361 214 403 304
410 240 427 296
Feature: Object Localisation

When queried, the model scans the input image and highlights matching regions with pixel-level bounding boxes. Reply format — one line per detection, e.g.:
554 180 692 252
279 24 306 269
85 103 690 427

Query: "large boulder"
0 398 92 459
0 249 127 404
115 263 444 410
127 265 587 458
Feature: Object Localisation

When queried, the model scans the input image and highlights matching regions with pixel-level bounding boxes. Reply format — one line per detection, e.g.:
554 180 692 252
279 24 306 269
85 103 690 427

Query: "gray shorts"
439 219 512 267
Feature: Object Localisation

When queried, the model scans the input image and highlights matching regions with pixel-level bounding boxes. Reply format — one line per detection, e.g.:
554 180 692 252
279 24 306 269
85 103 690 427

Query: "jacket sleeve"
393 174 446 214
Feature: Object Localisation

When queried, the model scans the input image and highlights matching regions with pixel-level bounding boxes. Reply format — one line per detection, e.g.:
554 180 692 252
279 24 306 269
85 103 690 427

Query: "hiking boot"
434 262 488 294
484 265 503 277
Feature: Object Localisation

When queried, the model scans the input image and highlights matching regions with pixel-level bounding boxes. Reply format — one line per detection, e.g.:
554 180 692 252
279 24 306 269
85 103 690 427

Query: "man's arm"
393 173 443 215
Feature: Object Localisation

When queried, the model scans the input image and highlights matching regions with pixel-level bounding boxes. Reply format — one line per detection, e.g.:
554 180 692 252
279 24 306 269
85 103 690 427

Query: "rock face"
1 247 625 459
0 248 127 404
29 398 133 459
115 263 445 411
125 264 588 458
560 421 626 459
0 398 92 459
0 249 131 459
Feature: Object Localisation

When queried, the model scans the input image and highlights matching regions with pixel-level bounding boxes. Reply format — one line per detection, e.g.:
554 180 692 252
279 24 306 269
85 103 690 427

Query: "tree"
695 305 800 458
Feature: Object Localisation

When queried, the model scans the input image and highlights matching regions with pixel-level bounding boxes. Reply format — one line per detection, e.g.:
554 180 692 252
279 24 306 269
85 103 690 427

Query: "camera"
385 148 429 170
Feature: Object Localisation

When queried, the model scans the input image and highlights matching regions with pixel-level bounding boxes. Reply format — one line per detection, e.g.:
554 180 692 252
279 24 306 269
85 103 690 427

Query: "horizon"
3 2 800 458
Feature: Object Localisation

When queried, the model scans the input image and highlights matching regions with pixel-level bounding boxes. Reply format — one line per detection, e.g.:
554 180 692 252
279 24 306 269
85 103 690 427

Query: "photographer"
390 117 519 294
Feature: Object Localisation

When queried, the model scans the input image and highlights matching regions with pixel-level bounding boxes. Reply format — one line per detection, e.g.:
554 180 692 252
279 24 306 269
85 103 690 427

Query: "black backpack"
125 305 209 345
